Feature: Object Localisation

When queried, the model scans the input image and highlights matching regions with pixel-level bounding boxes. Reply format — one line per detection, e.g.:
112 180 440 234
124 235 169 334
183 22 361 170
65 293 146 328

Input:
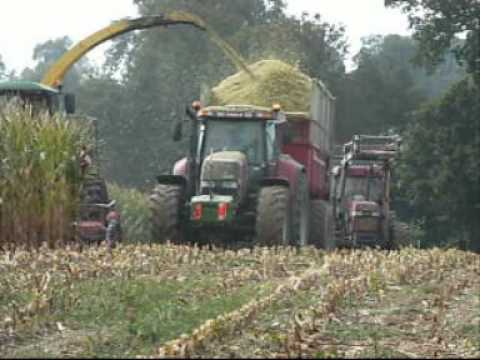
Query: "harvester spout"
128 14 207 31
40 13 207 88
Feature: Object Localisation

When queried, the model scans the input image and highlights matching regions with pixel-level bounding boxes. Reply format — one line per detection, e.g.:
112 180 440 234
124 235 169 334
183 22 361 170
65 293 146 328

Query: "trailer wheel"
291 174 310 247
255 186 290 247
386 211 397 250
324 202 336 250
149 184 183 244
309 200 334 249
310 200 324 248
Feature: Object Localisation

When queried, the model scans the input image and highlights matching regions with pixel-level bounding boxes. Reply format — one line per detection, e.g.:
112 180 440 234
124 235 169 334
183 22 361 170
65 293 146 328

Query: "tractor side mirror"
186 105 197 121
64 93 76 114
172 121 183 142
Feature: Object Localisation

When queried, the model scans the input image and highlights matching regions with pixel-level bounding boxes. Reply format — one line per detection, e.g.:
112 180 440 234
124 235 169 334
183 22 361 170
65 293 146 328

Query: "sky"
0 0 411 73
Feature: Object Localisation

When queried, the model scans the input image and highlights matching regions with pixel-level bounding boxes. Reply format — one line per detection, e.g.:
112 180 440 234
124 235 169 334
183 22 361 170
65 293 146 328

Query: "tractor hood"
200 151 248 201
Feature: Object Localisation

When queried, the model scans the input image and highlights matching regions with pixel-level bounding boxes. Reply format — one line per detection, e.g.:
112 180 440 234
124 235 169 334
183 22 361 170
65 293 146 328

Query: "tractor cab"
0 80 75 115
197 105 284 160
188 105 284 225
332 134 401 248
343 164 385 204
332 164 384 228
168 103 290 231
195 105 285 192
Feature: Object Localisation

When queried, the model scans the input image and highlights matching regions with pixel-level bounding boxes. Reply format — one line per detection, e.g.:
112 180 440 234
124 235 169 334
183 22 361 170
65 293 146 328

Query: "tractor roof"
202 104 272 113
200 106 312 124
0 80 59 94
199 104 279 120
348 164 384 177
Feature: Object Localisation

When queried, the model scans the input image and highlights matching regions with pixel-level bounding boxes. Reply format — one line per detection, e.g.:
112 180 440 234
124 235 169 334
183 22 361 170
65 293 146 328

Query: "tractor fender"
276 154 306 197
259 178 290 188
156 174 187 188
173 157 188 177
156 157 188 186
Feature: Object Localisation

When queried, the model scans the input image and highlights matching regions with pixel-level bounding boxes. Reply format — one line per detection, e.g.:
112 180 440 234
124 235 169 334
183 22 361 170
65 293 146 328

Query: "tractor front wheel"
149 184 183 244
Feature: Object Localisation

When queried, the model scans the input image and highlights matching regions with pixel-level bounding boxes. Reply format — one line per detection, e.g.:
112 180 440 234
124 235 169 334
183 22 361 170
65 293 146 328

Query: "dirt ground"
0 245 478 358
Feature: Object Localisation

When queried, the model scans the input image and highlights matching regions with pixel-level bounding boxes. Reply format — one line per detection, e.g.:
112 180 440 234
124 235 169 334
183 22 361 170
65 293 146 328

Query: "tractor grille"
200 186 237 197
202 161 240 181
355 233 379 246
353 217 379 232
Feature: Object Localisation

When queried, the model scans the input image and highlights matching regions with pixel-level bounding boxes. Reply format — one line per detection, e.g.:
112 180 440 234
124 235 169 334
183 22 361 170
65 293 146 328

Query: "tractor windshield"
202 120 264 164
345 176 383 202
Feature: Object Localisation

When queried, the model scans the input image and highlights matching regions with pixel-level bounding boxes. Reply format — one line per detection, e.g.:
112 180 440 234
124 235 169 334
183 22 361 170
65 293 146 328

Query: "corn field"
108 183 150 243
0 244 478 358
0 108 92 249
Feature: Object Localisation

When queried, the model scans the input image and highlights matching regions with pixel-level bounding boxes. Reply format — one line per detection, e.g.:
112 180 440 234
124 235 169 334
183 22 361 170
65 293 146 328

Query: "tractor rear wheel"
149 184 183 244
255 186 290 247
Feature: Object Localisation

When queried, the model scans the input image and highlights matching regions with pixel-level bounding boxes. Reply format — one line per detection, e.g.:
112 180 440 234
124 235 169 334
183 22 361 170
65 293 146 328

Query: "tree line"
0 0 478 251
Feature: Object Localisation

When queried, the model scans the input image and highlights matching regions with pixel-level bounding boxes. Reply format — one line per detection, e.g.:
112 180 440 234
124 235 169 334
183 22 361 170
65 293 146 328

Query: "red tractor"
75 176 122 248
330 135 402 249
149 80 336 248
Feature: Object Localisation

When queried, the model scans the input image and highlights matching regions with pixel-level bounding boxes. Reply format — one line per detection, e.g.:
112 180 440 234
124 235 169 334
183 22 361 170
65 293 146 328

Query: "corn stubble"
0 108 92 249
0 243 478 358
149 247 479 358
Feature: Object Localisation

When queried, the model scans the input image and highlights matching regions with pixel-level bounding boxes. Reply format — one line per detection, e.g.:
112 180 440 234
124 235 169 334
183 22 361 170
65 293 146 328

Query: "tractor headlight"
351 211 380 217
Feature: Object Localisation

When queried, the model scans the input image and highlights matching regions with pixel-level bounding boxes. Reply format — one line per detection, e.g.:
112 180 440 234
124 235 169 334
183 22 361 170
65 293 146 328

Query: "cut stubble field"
0 244 478 358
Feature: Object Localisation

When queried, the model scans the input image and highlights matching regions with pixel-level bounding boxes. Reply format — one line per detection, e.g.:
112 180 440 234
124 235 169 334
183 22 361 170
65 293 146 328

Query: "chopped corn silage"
210 59 313 112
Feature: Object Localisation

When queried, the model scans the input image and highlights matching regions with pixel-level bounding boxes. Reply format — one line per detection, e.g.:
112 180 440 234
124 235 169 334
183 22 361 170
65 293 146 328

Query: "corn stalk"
0 108 92 249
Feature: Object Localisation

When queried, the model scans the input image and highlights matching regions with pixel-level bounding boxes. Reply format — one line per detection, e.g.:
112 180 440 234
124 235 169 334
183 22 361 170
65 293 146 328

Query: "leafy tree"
412 45 466 99
90 0 348 187
229 11 348 84
336 35 425 140
336 33 466 142
384 0 480 252
385 0 480 84
397 78 480 251
75 75 131 182
20 36 91 92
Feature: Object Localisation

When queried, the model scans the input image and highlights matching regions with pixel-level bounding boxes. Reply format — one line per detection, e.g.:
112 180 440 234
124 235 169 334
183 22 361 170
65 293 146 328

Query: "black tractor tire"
309 200 325 248
291 173 310 247
324 202 336 250
387 223 395 250
383 211 397 250
309 200 335 249
255 186 291 247
149 184 183 244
